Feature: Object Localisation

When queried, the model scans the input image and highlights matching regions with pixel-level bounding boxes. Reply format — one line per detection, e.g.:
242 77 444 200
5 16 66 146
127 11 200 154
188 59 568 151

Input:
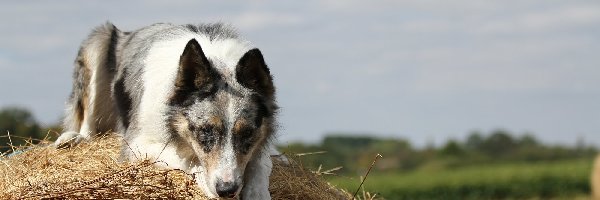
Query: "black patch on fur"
185 24 199 33
232 95 272 155
196 124 221 153
75 99 84 125
113 75 132 128
233 126 256 155
253 95 271 126
169 39 219 107
235 49 275 98
106 25 119 73
164 111 223 153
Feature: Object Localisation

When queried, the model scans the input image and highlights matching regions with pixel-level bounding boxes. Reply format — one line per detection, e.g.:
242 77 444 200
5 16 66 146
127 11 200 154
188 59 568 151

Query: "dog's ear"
175 39 216 92
171 39 217 105
235 48 274 98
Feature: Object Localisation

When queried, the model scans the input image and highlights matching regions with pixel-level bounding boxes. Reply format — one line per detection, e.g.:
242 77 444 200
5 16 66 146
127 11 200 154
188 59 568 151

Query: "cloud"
477 3 600 34
231 11 305 31
404 34 600 93
0 34 74 56
0 54 8 70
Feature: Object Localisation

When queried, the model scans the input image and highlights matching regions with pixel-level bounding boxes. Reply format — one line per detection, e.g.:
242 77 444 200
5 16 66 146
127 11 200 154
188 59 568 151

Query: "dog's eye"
197 126 217 153
233 127 256 155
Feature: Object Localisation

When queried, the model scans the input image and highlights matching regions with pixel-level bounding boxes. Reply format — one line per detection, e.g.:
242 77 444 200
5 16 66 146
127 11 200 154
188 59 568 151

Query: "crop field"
328 159 593 200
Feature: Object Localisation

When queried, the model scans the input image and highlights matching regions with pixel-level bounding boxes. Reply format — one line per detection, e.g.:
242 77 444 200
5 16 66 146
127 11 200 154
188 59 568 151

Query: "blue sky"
0 1 599 147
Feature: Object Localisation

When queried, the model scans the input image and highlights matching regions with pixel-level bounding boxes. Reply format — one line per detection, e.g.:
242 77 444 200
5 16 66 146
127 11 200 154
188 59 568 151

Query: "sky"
0 1 599 147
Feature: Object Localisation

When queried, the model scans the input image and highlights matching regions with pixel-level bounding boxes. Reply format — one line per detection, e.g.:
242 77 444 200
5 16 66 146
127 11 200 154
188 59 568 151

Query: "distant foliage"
281 135 419 174
280 130 597 175
0 107 59 153
329 159 592 199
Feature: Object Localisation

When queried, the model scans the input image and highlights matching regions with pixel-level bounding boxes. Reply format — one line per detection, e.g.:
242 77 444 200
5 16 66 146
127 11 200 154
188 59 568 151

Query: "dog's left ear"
236 48 274 98
170 39 217 106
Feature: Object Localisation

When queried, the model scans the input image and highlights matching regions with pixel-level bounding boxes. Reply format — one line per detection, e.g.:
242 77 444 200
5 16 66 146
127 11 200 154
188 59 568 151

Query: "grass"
328 159 594 199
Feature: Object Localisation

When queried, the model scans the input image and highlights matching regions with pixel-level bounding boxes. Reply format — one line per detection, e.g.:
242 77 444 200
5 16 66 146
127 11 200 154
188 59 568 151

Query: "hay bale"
593 154 600 200
0 135 351 199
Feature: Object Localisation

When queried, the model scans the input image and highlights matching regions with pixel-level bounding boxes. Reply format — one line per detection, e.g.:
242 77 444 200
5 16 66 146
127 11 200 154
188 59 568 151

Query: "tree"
480 129 516 157
0 107 42 153
465 131 484 150
518 133 538 147
440 139 464 156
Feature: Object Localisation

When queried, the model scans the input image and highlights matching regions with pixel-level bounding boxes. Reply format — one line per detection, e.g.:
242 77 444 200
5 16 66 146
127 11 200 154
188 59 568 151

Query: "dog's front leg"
242 149 272 200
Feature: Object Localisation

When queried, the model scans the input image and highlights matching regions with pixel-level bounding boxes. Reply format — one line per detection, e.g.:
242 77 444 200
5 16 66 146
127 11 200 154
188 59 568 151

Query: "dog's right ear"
235 48 274 98
172 39 217 105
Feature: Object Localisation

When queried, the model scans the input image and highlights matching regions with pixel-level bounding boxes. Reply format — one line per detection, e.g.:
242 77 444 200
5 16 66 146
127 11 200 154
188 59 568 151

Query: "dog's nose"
215 179 239 198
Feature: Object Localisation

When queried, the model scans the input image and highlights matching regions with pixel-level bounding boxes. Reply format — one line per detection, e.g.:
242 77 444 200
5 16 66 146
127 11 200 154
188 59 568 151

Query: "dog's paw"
269 147 289 165
53 131 84 148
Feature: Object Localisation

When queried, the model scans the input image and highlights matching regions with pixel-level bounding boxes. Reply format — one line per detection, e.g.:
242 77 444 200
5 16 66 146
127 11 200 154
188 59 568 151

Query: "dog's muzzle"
215 179 240 198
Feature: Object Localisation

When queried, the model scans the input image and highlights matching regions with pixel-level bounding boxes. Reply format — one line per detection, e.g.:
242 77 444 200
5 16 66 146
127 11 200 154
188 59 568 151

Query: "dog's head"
167 39 276 198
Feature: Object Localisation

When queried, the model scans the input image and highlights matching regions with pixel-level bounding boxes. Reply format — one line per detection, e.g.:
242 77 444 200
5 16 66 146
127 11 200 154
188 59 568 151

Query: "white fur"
53 131 83 147
242 147 273 200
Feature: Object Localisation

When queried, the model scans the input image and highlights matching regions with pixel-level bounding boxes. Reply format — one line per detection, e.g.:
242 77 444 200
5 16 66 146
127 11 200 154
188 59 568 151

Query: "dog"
54 22 278 199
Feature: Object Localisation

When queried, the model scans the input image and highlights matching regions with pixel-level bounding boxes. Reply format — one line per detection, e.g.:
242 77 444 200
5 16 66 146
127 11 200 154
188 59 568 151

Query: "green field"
328 159 593 199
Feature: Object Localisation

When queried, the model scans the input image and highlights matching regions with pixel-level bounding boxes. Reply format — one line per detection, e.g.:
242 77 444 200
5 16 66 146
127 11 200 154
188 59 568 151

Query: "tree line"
280 131 597 175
